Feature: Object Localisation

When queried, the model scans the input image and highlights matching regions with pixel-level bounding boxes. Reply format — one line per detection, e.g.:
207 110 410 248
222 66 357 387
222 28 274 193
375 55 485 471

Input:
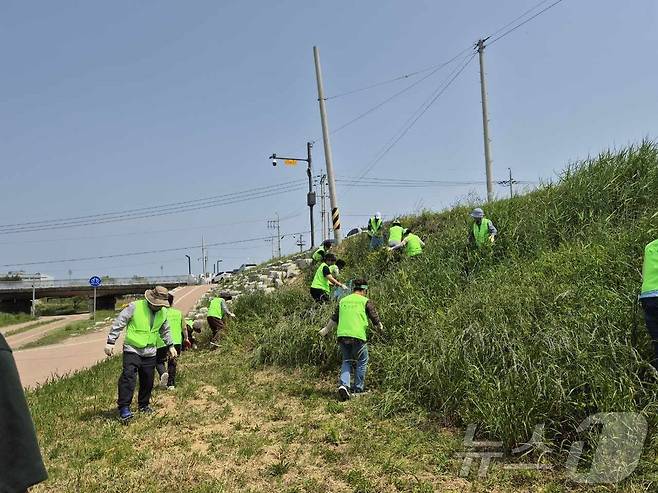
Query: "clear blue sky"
1 0 656 278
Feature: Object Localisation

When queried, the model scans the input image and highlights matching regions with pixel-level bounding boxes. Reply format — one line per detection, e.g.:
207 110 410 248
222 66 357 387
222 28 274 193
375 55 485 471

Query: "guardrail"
0 275 196 292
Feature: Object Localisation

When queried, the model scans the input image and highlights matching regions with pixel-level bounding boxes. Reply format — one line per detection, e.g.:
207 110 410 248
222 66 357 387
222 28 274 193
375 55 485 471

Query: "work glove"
489 234 495 244
168 346 178 359
229 313 236 319
183 339 192 350
378 323 384 331
104 343 114 357
318 320 337 337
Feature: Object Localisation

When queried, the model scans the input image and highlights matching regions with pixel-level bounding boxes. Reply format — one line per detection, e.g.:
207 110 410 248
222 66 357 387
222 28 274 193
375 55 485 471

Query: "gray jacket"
107 302 173 357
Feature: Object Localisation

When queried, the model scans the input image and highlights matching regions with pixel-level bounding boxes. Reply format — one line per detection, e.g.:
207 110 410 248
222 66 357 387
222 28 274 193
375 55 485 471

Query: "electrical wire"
487 0 566 46
0 183 306 235
329 47 474 135
0 179 305 232
355 54 476 180
323 45 473 101
2 231 311 268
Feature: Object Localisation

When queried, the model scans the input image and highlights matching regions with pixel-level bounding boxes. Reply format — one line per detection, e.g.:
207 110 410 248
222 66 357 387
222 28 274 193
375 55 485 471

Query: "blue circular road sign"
89 276 102 288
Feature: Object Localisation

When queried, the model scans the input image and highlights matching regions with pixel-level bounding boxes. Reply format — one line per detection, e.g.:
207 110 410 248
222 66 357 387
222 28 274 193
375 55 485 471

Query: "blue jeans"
369 236 383 250
338 338 368 392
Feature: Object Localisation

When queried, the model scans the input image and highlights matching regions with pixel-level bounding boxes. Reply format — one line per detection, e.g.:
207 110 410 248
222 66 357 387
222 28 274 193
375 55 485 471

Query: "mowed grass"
29 332 606 493
0 311 35 328
21 310 115 349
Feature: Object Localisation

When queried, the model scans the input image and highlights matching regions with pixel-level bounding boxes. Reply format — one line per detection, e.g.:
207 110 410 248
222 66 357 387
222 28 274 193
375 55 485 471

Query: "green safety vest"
329 264 339 276
312 247 325 262
157 308 183 348
336 293 369 342
125 299 167 349
368 217 383 237
185 319 194 328
311 262 330 293
641 239 658 296
208 298 224 319
389 225 404 243
405 234 423 257
473 218 492 247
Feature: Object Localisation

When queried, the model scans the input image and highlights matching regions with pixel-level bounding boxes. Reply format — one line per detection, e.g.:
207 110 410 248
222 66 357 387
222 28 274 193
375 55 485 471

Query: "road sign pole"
31 284 36 317
93 287 97 322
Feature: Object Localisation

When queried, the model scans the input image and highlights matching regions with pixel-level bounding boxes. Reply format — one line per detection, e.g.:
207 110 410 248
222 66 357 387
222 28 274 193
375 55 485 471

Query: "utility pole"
313 46 342 244
477 39 494 203
296 234 306 253
498 167 518 199
201 235 208 277
320 174 329 241
268 214 281 258
31 284 36 317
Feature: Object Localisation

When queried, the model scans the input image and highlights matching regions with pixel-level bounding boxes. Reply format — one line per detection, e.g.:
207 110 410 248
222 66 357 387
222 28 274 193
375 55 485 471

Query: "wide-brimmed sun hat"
470 208 484 219
145 286 170 307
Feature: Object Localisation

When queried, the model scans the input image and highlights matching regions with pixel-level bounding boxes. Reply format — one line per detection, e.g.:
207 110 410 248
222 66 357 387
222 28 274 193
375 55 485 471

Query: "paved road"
5 313 89 349
13 284 211 388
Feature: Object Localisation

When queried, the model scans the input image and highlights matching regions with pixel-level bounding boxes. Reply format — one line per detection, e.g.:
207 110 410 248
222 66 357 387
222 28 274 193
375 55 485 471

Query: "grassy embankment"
0 312 35 328
28 143 658 491
21 310 115 349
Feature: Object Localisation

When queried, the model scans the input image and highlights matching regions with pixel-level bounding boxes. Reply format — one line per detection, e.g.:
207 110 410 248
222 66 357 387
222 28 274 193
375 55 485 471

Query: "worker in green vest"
318 278 382 401
641 238 658 369
387 219 407 247
155 293 188 390
329 259 346 278
105 286 176 421
367 212 384 249
310 253 347 303
389 228 425 257
182 318 198 350
469 208 497 247
206 293 236 347
312 239 333 262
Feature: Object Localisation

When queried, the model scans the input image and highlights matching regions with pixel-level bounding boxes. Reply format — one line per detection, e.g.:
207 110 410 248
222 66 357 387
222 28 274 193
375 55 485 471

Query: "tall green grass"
232 142 658 454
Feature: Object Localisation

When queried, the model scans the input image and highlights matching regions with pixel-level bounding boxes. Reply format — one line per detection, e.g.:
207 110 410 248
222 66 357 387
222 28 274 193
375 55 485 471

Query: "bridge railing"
0 275 196 293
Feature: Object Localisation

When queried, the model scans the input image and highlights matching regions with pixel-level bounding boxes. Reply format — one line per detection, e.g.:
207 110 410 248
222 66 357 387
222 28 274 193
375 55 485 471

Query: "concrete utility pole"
268 214 281 258
313 46 342 244
319 175 328 240
477 39 494 203
296 234 306 253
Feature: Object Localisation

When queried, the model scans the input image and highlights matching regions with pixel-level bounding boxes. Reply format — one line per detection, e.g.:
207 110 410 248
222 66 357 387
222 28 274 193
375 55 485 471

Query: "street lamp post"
216 259 222 274
184 255 191 275
269 142 316 248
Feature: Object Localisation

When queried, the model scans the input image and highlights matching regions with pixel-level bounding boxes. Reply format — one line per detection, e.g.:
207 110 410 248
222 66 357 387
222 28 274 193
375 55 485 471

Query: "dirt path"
14 284 211 388
4 313 89 349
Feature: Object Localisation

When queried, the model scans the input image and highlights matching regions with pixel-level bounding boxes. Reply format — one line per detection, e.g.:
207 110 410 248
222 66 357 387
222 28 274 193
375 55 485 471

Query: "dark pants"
310 287 330 303
156 344 182 386
207 316 225 342
117 352 156 409
642 297 658 369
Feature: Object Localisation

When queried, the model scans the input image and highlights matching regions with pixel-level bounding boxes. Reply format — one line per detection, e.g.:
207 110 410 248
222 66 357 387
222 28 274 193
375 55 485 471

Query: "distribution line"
0 179 305 232
323 45 473 101
356 54 476 180
329 46 474 136
487 0 566 46
2 231 312 268
0 184 306 235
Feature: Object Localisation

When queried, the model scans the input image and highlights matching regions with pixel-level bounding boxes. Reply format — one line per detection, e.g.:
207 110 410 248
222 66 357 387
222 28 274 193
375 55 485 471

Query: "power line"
485 0 554 40
0 183 306 234
488 0 567 46
323 46 472 101
356 54 476 179
329 47 474 135
2 231 311 268
0 179 305 232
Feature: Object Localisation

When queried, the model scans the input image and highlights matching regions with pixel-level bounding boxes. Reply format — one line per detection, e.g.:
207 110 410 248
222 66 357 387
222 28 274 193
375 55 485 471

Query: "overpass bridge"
0 276 196 313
